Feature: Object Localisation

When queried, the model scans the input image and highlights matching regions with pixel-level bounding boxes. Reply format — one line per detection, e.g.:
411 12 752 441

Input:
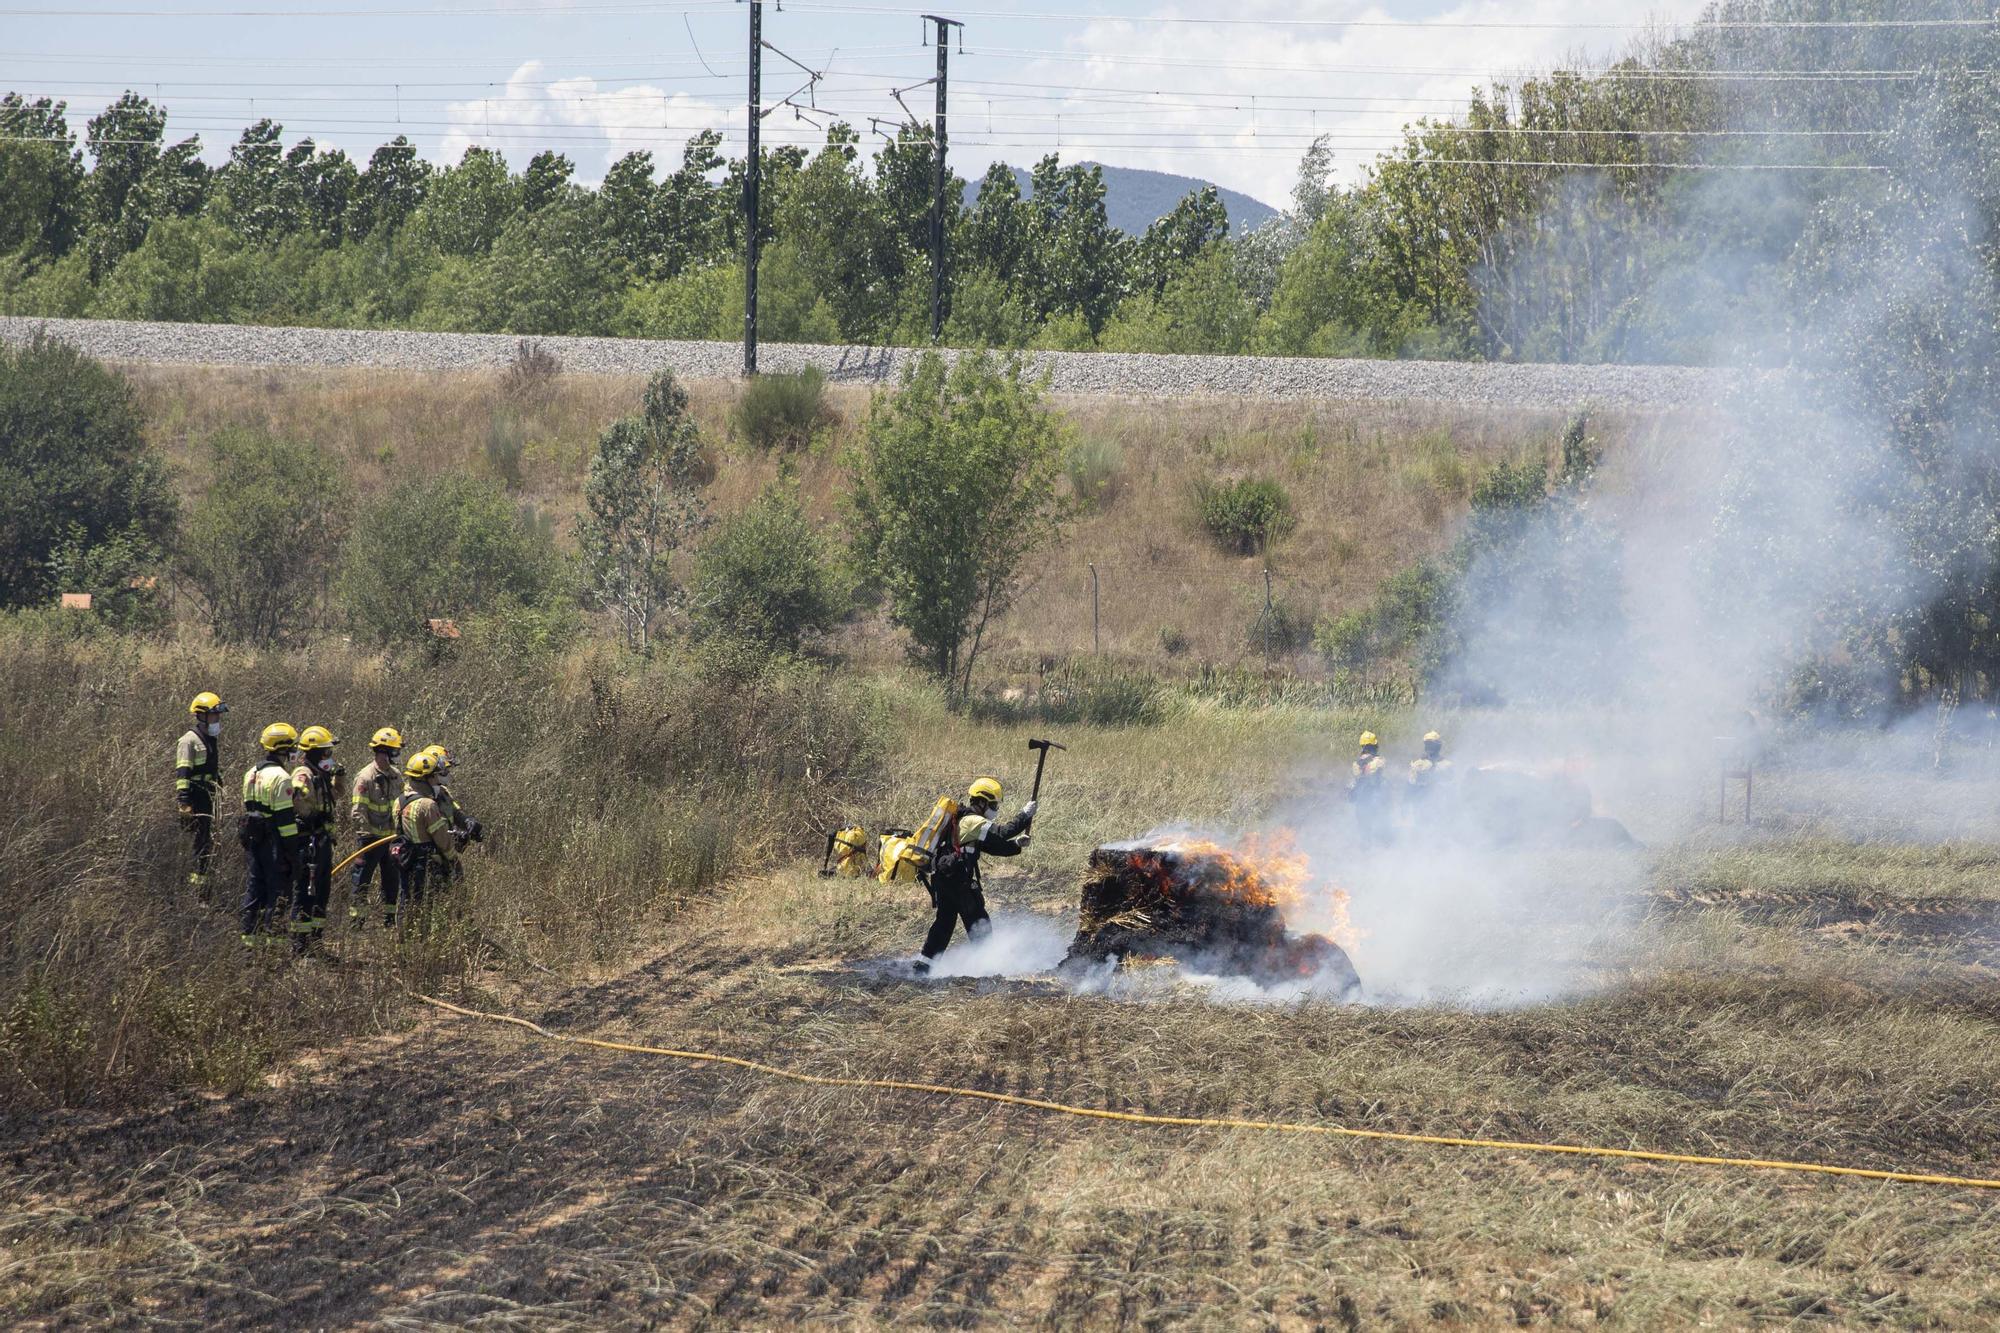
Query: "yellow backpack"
830 826 869 878
876 831 925 883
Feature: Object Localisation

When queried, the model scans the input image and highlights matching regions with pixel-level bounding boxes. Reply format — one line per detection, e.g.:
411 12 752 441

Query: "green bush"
970 657 1165 727
1195 476 1295 554
0 333 177 611
340 471 569 645
734 367 832 452
1065 435 1125 508
176 428 350 645
692 484 849 651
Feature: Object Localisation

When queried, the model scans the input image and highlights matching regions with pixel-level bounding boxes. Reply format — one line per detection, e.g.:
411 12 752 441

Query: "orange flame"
1149 830 1362 955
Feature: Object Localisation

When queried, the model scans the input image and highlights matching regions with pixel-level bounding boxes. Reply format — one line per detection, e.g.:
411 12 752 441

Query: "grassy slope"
125 364 1647 670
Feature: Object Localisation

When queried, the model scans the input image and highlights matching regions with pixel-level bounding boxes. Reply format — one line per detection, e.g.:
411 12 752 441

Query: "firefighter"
1349 731 1392 845
174 691 229 895
239 722 300 945
1405 730 1454 833
419 743 482 885
912 776 1035 975
348 727 404 929
391 750 459 923
287 726 341 955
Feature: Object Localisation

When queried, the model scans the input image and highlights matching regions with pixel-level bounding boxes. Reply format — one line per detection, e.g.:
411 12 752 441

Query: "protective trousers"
239 825 285 938
182 787 214 887
395 843 431 924
289 826 333 952
349 834 402 924
921 878 991 959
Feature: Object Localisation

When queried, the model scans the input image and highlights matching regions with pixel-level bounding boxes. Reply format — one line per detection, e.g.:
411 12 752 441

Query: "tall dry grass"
0 623 880 1109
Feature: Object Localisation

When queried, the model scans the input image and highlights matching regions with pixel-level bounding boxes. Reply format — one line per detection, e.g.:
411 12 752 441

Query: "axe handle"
1029 746 1051 806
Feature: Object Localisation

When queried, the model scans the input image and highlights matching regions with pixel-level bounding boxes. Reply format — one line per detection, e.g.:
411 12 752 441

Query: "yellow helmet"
259 722 299 753
422 743 454 772
403 752 439 781
298 725 338 752
967 776 1002 805
370 726 404 751
189 691 228 716
1423 731 1442 744
1358 731 1379 749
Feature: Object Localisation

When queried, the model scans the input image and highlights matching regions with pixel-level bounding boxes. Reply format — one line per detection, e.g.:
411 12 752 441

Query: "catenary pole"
744 0 762 375
925 15 962 342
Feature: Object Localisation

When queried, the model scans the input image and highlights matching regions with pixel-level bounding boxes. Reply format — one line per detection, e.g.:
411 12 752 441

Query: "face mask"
205 721 222 737
317 757 336 773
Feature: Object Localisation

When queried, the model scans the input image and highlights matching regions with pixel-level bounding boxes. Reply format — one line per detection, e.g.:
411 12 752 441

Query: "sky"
6 0 1708 213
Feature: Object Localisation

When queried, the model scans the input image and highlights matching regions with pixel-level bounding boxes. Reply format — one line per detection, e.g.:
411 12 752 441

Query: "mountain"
963 162 1280 237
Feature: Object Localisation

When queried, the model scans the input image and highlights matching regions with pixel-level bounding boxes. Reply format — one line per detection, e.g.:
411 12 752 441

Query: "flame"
1145 830 1363 955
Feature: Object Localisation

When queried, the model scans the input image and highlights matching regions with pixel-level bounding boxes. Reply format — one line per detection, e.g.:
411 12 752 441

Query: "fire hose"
332 835 397 878
414 994 2000 1193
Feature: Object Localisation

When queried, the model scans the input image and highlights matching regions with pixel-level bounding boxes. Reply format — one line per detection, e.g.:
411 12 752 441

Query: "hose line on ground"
414 994 2000 1192
333 835 397 879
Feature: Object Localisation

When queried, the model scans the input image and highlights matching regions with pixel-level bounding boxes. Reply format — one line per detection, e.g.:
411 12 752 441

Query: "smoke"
1255 14 2000 1006
921 914 1071 978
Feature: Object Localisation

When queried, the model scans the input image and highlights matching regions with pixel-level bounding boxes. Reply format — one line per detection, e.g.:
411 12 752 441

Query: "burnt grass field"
8 824 2000 1329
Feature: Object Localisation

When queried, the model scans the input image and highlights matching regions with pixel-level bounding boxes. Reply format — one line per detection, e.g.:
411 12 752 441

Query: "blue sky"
7 0 1701 211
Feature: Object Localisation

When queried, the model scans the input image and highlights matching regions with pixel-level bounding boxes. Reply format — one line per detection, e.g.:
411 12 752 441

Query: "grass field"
6 674 2000 1328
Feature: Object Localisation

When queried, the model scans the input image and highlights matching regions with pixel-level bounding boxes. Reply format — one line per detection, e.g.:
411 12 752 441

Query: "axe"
1026 737 1066 813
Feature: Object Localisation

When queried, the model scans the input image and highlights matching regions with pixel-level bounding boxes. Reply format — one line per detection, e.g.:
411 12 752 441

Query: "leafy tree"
350 135 429 242
410 145 518 258
848 350 1074 699
1021 156 1130 333
577 369 710 651
216 119 303 244
0 334 176 610
595 149 659 276
656 130 728 276
175 428 349 644
960 163 1030 285
618 262 740 339
127 135 209 231
0 95 84 261
692 483 848 651
519 149 576 214
1134 186 1229 296
341 471 565 644
420 196 620 334
777 126 905 341
81 92 166 276
294 141 359 246
1100 245 1254 355
92 215 280 323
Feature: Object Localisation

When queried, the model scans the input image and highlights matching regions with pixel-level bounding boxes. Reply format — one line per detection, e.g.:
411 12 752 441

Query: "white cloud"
439 60 734 183
993 0 1703 208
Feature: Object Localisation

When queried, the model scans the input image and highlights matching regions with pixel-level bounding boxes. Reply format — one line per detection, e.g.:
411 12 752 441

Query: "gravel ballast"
0 316 1741 411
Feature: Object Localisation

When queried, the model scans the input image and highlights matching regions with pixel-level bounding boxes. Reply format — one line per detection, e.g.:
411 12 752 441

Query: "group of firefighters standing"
1348 728 1453 844
175 691 482 955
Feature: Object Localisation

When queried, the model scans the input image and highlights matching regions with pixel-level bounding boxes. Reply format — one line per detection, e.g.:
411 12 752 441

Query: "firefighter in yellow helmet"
912 775 1035 974
348 727 404 929
287 726 341 955
1348 730 1391 846
174 691 229 896
239 722 300 944
391 751 459 924
420 744 482 882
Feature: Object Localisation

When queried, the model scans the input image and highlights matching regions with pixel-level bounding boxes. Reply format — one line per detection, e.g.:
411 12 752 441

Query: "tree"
217 119 303 244
82 92 167 277
175 428 349 644
693 483 848 651
577 369 710 651
341 472 565 644
0 95 84 261
519 150 576 214
594 149 658 276
656 130 728 276
0 334 176 610
777 125 905 341
350 135 429 242
410 145 519 257
848 350 1074 699
1134 186 1229 296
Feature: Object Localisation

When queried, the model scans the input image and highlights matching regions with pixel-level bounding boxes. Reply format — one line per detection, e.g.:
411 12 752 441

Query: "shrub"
693 484 849 652
341 471 568 645
176 428 350 645
0 333 177 611
734 367 832 452
1196 476 1294 554
1065 434 1125 508
499 338 562 405
1249 594 1314 656
969 658 1165 727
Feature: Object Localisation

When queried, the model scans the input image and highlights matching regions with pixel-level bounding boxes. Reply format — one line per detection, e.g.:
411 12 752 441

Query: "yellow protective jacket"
1408 757 1454 788
242 759 298 839
1349 754 1388 803
351 759 401 835
291 762 338 830
395 783 459 863
433 780 471 832
175 727 220 801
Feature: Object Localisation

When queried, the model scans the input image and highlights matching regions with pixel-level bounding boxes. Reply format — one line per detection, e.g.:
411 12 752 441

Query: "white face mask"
205 721 222 737
316 756 336 773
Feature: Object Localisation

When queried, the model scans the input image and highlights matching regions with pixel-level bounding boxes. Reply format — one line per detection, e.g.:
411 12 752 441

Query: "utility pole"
743 0 762 375
925 15 962 342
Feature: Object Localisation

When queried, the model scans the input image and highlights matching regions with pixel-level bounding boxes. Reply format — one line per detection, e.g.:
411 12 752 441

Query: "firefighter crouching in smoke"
912 777 1036 975
1349 731 1392 845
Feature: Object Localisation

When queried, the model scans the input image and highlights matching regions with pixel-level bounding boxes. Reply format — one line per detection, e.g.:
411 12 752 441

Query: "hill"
967 161 1279 236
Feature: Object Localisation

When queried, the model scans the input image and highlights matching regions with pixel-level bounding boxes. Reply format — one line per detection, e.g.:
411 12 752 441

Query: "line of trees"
3 1 1978 365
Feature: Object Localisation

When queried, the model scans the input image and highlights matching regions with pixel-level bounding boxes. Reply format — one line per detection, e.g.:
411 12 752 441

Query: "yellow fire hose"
415 994 2000 1192
332 835 397 878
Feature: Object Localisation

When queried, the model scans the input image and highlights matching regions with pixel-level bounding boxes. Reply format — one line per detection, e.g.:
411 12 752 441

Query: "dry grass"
125 365 1659 672
7 679 2000 1328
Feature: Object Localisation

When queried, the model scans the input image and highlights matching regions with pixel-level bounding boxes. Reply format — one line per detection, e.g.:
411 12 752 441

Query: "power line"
783 1 1998 30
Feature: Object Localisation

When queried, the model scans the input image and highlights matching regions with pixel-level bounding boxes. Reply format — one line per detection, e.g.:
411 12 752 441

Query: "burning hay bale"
1061 836 1361 995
